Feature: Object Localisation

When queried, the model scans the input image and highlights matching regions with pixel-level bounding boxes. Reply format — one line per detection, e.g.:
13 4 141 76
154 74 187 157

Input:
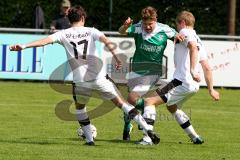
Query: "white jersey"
49 26 106 83
173 28 207 89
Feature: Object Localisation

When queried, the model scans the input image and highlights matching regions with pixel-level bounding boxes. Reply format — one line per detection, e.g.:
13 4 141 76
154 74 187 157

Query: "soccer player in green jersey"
119 6 184 144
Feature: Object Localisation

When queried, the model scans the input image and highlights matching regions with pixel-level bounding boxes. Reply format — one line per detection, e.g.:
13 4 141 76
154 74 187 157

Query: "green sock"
135 98 144 112
123 113 131 131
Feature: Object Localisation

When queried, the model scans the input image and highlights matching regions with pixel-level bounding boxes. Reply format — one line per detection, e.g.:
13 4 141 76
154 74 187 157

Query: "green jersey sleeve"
162 24 177 41
127 25 135 36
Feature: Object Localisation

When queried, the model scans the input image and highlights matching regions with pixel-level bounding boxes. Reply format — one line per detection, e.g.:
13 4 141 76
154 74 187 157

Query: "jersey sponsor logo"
140 43 163 53
66 32 90 39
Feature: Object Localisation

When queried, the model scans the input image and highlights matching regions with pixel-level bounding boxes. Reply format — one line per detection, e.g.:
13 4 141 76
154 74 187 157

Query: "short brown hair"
176 11 195 27
141 6 157 21
68 6 87 24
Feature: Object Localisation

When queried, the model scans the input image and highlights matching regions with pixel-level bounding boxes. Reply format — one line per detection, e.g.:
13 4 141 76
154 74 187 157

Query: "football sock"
81 124 94 143
76 108 89 125
76 108 94 142
123 113 131 131
121 103 134 113
121 103 151 131
143 105 156 131
123 98 145 131
173 109 198 139
135 98 145 112
132 114 151 131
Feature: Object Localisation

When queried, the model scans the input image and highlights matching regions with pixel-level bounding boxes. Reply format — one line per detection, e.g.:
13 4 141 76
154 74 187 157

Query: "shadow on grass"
0 137 83 146
0 137 194 147
95 138 136 144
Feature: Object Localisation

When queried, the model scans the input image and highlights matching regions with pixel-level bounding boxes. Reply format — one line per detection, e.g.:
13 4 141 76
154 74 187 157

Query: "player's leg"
137 79 183 145
136 91 165 145
111 96 160 144
97 77 160 144
128 74 158 111
122 76 144 141
123 74 159 141
167 104 204 144
165 84 204 144
73 83 95 145
122 91 140 141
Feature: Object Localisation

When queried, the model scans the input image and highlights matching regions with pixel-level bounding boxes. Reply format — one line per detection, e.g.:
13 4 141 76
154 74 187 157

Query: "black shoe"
122 123 133 141
147 130 160 145
84 141 95 146
192 136 204 144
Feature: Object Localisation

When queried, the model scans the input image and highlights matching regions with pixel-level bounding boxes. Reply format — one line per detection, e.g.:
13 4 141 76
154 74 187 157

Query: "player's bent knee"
145 97 157 106
128 92 140 105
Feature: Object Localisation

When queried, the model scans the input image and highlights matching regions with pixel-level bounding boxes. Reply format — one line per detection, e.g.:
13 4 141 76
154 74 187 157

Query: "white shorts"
156 79 199 108
73 77 121 104
127 72 163 96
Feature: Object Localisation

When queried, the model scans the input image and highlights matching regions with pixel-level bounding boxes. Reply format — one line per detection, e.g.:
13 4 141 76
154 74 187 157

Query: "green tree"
0 0 239 35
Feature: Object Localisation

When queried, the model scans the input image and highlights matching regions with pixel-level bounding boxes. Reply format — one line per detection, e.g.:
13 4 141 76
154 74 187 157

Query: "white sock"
185 125 199 139
82 124 94 143
76 108 93 142
142 105 156 136
121 103 134 113
76 108 88 121
121 103 151 131
173 109 198 139
143 105 156 121
133 114 151 131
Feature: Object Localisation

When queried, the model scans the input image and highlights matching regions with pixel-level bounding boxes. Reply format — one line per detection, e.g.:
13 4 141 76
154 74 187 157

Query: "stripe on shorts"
155 79 182 102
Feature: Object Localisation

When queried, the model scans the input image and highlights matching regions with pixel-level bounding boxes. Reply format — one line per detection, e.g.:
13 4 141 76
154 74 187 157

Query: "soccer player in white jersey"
118 6 184 143
139 11 220 145
9 5 160 146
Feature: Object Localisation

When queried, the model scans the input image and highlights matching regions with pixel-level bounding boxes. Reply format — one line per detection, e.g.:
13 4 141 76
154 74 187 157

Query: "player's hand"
9 44 26 51
115 58 122 70
191 71 201 82
174 33 185 44
123 17 133 28
209 89 220 101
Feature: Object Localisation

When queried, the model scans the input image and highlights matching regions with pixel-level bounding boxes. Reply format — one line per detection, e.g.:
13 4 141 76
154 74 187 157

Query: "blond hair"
176 11 195 27
141 6 157 21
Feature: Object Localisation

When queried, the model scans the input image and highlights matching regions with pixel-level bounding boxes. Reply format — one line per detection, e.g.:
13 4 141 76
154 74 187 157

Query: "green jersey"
128 21 177 75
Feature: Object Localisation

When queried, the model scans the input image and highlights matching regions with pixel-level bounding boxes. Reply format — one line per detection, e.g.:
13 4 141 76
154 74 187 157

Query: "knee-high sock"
123 97 145 129
173 109 198 139
81 124 94 143
135 98 145 112
143 105 156 131
76 108 93 142
121 103 151 131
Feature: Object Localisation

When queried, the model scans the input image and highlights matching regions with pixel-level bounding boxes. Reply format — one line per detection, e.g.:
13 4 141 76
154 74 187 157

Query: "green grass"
0 81 240 160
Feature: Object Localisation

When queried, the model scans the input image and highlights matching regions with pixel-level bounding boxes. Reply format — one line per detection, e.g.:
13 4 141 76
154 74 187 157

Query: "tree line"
0 0 239 35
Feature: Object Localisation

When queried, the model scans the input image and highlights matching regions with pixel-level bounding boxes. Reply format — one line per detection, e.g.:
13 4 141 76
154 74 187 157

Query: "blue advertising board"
0 33 71 81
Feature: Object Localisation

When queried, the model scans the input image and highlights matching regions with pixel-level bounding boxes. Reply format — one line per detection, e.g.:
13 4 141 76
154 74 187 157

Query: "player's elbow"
203 65 211 72
118 30 127 35
201 61 212 73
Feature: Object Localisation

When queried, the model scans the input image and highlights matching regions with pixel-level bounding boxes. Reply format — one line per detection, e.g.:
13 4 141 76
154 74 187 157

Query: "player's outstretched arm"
200 60 220 101
118 17 133 35
9 37 54 51
99 35 122 69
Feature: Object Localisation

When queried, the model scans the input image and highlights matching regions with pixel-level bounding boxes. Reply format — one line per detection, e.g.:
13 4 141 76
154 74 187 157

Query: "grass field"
0 81 240 160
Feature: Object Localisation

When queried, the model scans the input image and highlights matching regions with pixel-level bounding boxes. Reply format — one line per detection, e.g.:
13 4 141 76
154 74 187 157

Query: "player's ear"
81 16 85 23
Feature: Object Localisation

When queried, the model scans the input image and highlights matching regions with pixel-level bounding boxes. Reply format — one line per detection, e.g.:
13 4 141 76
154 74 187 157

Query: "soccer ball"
77 124 97 139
